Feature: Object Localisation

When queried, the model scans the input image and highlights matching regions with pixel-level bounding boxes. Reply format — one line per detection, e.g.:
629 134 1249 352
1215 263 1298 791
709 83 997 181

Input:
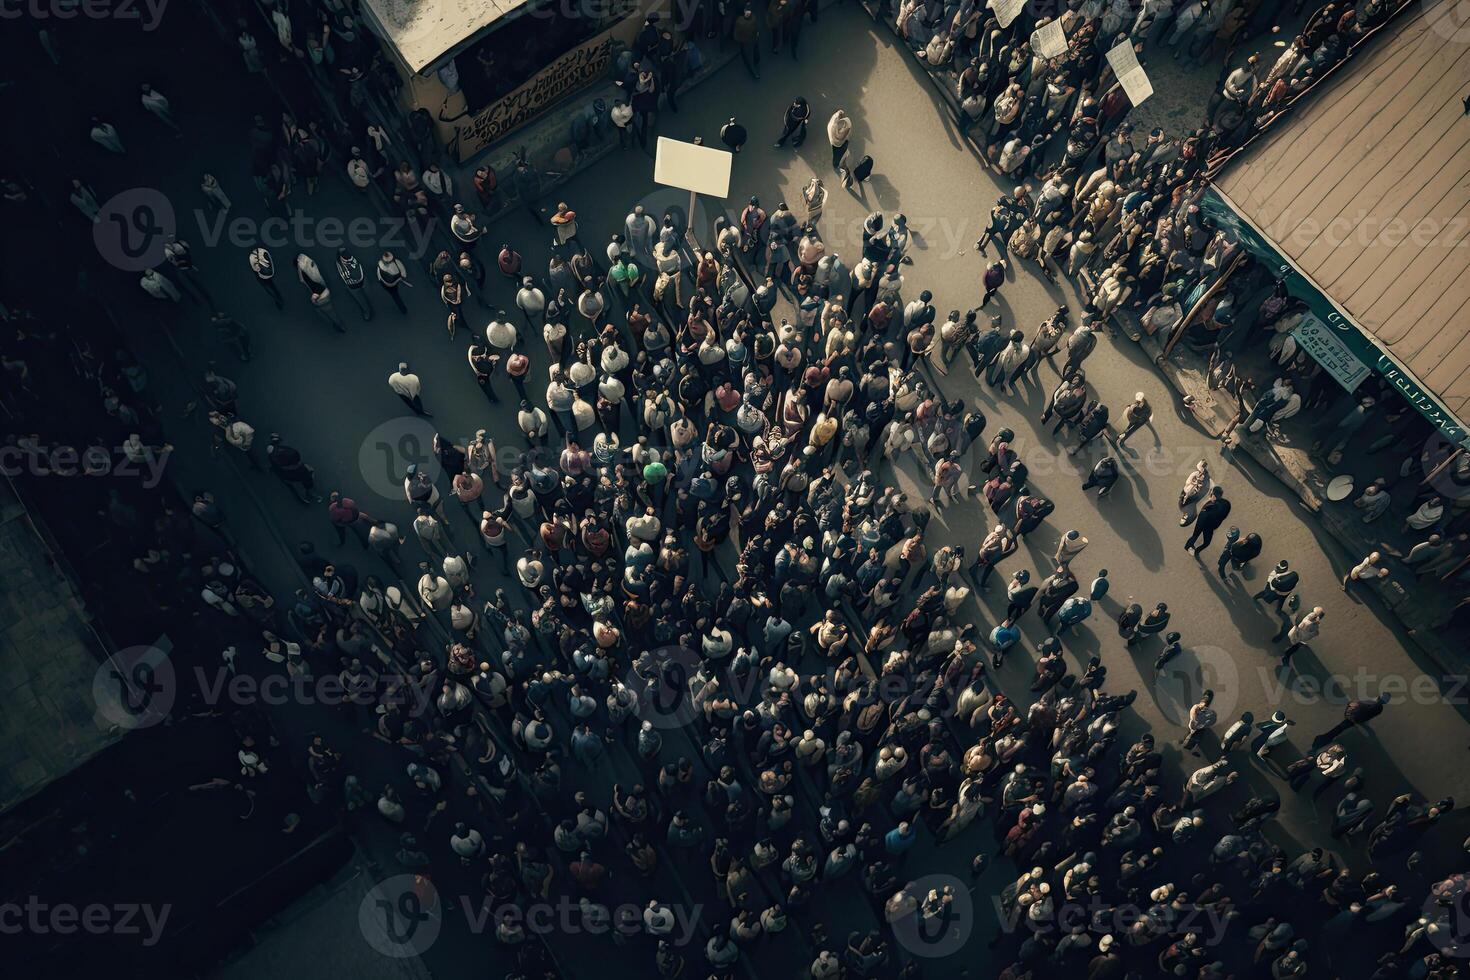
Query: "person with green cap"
642 452 669 510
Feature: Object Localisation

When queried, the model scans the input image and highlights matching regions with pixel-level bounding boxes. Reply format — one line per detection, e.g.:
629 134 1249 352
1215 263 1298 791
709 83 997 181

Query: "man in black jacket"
1185 486 1230 555
1252 559 1298 609
1312 693 1389 749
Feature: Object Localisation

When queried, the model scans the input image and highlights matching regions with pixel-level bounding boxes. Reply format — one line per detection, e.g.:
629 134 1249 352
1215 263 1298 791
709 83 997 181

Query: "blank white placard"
653 137 734 199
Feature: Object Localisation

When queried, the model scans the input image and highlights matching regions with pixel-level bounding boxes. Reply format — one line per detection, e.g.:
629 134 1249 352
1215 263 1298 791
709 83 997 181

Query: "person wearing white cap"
1119 392 1153 445
1254 710 1295 758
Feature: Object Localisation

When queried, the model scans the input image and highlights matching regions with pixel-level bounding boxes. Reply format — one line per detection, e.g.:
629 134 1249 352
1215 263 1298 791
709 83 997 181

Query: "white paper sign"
1105 39 1154 105
988 0 1024 28
1031 19 1067 59
653 137 733 199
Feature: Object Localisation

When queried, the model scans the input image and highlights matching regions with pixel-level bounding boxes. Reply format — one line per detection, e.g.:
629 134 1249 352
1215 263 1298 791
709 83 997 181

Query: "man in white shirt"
140 269 181 302
1343 551 1387 592
388 361 430 416
140 83 182 136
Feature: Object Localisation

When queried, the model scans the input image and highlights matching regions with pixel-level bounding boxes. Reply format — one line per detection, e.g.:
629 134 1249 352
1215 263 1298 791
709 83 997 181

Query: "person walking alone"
1118 393 1152 445
774 97 811 148
1312 694 1389 749
1280 606 1324 662
1253 560 1298 610
1184 486 1230 556
248 247 283 309
377 250 411 314
1342 551 1387 594
828 109 852 175
388 362 431 416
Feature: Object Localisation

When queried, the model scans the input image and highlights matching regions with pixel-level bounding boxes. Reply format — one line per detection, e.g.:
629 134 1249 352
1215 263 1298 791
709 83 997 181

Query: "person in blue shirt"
885 821 916 855
1057 595 1093 635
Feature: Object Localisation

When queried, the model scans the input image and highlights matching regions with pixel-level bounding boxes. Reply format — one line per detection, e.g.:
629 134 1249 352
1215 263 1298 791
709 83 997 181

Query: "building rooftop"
0 481 122 815
360 0 531 74
1214 0 1470 425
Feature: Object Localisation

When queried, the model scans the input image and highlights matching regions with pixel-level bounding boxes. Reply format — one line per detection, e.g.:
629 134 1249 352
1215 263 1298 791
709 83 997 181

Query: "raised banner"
1105 39 1154 105
455 34 613 161
1031 19 1067 59
988 0 1025 28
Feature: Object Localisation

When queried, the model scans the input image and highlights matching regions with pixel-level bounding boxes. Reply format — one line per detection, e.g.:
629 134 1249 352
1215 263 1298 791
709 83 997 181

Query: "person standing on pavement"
327 491 373 547
388 361 431 416
1280 606 1325 662
1054 529 1088 570
774 96 811 148
1182 690 1216 754
980 261 1006 307
295 253 345 332
266 435 319 503
140 84 183 135
376 250 410 314
720 117 748 153
1061 323 1097 378
732 6 761 79
450 204 483 256
1342 551 1387 594
828 109 852 174
1184 486 1230 555
248 247 283 309
1308 693 1389 751
335 248 373 321
1118 393 1152 445
1253 560 1299 610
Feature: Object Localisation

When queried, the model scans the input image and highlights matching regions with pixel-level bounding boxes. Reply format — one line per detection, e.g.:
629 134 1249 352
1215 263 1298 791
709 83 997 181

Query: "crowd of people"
6 0 1470 978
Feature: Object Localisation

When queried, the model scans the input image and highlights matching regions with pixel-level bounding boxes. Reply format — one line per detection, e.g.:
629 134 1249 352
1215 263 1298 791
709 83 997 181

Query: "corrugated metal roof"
1216 0 1470 420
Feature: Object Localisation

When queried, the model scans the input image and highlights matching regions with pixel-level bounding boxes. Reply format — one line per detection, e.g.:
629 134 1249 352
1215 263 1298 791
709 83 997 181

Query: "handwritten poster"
1031 19 1067 59
1291 314 1371 391
988 0 1025 28
1106 39 1154 105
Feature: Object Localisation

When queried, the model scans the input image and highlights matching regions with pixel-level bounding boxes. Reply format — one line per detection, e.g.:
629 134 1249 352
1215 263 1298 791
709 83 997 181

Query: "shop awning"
361 0 533 74
1212 0 1470 442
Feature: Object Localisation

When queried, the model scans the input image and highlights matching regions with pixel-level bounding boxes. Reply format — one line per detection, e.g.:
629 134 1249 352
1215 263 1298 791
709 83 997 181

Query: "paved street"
16 2 1470 976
